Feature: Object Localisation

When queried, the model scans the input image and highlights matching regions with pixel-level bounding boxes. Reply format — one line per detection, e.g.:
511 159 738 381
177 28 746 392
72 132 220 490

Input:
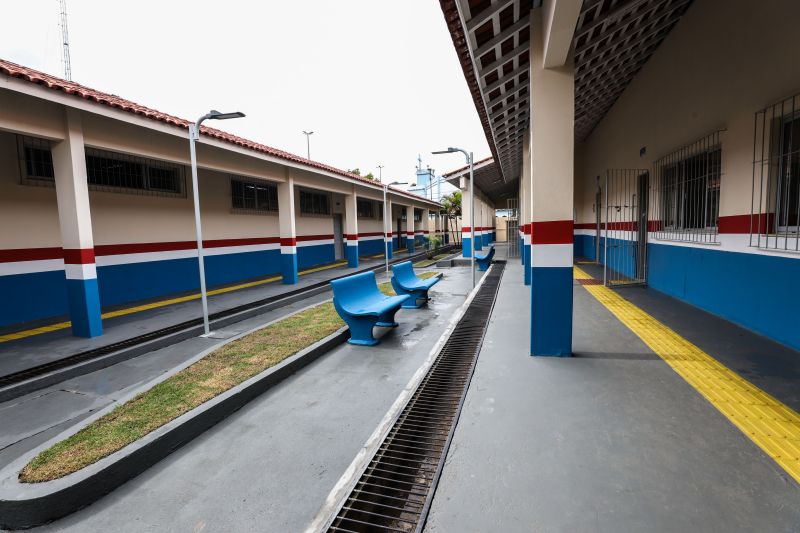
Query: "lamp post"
189 110 245 336
381 169 408 273
433 147 474 288
302 130 314 159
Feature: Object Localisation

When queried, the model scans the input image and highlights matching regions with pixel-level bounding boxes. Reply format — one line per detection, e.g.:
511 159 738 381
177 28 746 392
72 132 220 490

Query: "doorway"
333 214 344 260
603 169 649 286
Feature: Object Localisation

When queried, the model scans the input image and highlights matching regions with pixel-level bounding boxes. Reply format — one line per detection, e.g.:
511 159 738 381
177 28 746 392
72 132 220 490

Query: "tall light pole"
189 110 245 335
381 170 408 273
302 130 314 159
433 147 474 288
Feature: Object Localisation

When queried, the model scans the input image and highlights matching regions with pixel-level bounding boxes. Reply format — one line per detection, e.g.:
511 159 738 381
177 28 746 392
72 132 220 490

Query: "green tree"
440 191 462 245
349 168 377 181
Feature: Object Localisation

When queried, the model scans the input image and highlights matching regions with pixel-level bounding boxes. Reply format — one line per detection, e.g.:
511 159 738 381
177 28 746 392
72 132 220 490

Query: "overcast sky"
1 0 489 189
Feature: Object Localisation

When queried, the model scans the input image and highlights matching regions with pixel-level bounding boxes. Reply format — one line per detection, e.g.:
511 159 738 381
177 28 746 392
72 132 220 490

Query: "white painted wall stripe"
0 259 64 276
531 243 573 268
280 246 298 254
64 263 97 280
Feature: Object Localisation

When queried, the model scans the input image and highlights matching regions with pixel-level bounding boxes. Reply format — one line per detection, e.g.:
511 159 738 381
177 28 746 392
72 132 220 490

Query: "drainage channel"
327 261 505 533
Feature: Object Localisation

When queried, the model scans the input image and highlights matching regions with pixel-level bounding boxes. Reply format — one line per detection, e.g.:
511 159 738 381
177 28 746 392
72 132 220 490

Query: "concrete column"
344 190 359 268
384 197 393 259
461 177 472 257
474 196 484 251
405 205 415 253
52 108 102 338
529 7 575 356
278 171 298 284
421 208 430 246
522 131 532 283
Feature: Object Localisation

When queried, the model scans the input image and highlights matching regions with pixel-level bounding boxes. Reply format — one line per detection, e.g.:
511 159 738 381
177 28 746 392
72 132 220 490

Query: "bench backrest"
477 245 495 260
391 261 418 286
330 271 384 312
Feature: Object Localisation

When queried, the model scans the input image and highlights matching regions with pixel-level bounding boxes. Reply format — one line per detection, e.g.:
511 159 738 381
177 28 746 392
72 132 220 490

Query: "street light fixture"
188 109 245 336
302 130 314 159
380 168 408 274
432 147 475 288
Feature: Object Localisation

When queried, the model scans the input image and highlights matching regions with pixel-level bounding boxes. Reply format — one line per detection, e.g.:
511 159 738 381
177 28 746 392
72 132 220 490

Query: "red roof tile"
442 156 495 178
0 58 438 206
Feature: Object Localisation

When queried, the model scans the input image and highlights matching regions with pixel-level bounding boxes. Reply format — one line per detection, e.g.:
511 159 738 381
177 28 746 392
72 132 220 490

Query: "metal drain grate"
327 262 505 533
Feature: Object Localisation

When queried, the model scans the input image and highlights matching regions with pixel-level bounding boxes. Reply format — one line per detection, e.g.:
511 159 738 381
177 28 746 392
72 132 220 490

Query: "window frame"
299 189 332 216
17 135 56 186
230 177 279 215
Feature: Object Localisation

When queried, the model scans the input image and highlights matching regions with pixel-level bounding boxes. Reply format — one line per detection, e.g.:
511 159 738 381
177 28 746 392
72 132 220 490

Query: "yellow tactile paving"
573 265 800 484
0 260 348 344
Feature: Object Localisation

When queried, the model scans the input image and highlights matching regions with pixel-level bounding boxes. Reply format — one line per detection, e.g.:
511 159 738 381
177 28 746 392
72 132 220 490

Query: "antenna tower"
58 0 72 80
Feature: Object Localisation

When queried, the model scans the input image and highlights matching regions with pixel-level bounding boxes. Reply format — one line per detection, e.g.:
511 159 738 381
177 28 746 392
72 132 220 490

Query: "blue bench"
475 245 495 271
331 271 410 346
390 261 441 309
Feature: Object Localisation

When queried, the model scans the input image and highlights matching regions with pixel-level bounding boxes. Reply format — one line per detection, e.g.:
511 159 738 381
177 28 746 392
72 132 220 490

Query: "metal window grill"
230 177 278 214
84 147 185 197
603 168 649 286
17 135 55 186
506 197 519 257
357 198 376 218
300 189 331 215
751 92 800 252
651 130 723 244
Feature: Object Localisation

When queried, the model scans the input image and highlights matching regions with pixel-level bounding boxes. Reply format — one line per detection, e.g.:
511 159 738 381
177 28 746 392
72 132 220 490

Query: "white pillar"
405 204 416 252
529 6 575 356
460 176 473 257
278 170 298 284
52 108 102 337
385 196 394 258
345 189 359 267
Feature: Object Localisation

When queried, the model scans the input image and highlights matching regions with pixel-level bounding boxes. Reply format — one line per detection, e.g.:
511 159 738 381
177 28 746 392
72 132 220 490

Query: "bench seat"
331 271 410 346
390 261 441 309
475 245 495 271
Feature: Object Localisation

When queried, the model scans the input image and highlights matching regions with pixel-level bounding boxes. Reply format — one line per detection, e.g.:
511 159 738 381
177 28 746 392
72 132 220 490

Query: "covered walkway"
425 259 800 532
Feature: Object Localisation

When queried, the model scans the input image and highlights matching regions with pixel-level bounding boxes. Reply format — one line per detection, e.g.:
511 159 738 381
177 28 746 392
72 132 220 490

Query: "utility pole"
58 0 72 81
302 130 313 159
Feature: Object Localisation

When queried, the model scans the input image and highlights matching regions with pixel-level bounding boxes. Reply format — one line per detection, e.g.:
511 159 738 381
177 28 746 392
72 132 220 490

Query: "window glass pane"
147 166 180 193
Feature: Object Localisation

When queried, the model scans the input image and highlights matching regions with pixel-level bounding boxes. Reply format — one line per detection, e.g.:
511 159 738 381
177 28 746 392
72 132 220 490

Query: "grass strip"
415 253 451 268
20 272 436 483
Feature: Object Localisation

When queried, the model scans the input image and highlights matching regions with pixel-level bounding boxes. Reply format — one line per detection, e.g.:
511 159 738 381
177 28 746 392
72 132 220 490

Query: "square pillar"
474 198 483 251
421 208 430 246
406 205 415 253
278 172 298 284
460 178 472 258
53 108 102 338
384 197 393 260
345 191 359 268
529 8 574 357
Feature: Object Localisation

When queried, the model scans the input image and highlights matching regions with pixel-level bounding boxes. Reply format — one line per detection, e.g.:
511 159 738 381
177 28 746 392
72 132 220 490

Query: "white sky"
1 0 489 189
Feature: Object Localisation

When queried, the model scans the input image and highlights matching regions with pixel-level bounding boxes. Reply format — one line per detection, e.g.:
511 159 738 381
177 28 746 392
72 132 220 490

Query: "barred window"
18 136 55 183
300 190 330 215
85 148 183 195
652 131 722 243
357 198 375 218
414 209 422 222
231 178 278 212
752 93 800 251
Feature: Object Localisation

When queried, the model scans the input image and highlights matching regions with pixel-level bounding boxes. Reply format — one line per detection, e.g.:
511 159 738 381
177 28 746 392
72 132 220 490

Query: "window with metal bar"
752 92 800 252
18 136 55 184
84 148 184 196
651 130 722 243
231 178 278 213
357 198 375 218
299 190 330 215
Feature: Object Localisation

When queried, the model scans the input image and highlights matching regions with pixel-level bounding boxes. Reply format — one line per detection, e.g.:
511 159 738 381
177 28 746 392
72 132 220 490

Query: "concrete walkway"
0 252 419 379
425 261 800 533
27 265 479 532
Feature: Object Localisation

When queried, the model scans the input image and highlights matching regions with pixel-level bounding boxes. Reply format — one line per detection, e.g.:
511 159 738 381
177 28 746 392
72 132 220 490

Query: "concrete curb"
0 320 349 530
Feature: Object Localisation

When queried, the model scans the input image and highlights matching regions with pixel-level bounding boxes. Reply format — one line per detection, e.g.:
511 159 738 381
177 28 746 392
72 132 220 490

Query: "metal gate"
603 169 649 286
506 197 520 258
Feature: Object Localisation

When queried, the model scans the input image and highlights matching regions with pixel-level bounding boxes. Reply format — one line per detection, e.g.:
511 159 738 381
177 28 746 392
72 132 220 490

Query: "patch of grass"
415 254 450 268
20 273 437 483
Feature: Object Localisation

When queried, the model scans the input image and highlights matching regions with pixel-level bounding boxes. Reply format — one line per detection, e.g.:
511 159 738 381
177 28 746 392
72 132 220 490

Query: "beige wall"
0 131 62 248
576 0 800 224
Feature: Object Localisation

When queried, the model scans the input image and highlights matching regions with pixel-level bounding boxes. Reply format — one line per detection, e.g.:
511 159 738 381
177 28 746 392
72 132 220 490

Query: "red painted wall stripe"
531 220 573 245
0 247 63 263
719 213 774 234
63 248 96 264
